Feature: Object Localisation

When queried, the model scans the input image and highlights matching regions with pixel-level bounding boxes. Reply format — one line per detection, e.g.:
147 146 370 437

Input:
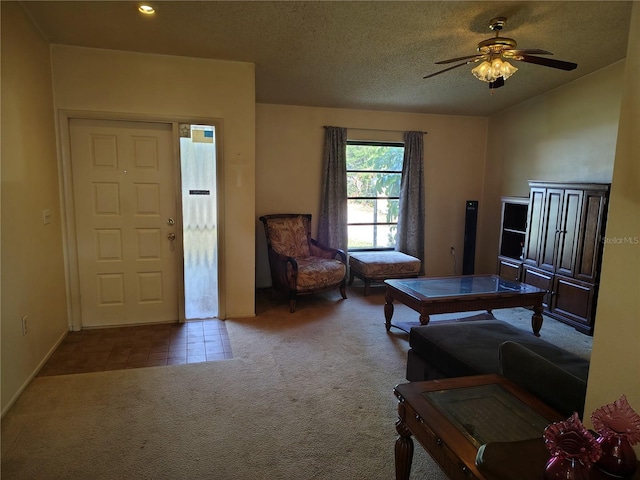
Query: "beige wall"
49 45 257 319
255 104 488 287
1 6 257 413
1 3 69 413
481 3 639 450
584 1 640 453
478 62 624 275
3 0 637 442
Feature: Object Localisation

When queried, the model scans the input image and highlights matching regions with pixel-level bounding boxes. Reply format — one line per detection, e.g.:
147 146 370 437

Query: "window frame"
346 140 404 252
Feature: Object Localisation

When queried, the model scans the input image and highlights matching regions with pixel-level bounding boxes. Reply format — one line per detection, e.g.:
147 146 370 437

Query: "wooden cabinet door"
497 257 522 282
551 275 596 333
537 189 564 272
522 265 553 309
522 188 546 267
575 190 608 283
555 189 584 277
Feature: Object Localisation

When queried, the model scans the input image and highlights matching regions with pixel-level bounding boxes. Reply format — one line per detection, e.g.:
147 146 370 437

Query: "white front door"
69 118 180 327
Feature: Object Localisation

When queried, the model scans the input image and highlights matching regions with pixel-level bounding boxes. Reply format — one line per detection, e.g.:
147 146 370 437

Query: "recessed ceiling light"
138 5 155 15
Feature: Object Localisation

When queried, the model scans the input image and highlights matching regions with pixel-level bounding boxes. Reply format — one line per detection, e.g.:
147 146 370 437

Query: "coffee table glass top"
424 384 551 448
386 275 544 298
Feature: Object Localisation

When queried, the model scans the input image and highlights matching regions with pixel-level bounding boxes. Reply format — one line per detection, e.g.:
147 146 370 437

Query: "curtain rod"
323 126 427 134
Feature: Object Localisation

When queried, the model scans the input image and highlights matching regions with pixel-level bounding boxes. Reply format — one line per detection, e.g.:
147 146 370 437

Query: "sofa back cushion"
499 341 588 418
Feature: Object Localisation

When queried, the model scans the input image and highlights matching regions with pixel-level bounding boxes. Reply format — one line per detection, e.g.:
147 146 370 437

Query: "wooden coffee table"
393 374 564 480
384 275 546 335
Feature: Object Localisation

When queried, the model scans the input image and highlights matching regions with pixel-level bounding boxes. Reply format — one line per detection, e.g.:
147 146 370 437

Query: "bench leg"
385 295 395 331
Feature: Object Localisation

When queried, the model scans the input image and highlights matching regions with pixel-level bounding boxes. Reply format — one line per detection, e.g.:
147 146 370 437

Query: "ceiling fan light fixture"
138 4 155 15
471 58 517 83
493 58 518 80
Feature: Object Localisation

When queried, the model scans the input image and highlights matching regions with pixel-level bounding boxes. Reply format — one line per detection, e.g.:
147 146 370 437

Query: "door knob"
167 233 176 241
167 218 175 225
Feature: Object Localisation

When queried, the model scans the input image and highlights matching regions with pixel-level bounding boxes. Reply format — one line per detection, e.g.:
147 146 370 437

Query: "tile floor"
37 319 232 377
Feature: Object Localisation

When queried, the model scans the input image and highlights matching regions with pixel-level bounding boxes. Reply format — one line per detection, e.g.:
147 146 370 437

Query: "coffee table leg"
395 418 414 480
532 304 543 337
419 313 430 326
385 294 394 331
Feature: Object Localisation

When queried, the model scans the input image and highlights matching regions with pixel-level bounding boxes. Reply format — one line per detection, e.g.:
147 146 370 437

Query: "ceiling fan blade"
516 54 578 71
505 49 553 56
435 54 483 65
423 59 477 79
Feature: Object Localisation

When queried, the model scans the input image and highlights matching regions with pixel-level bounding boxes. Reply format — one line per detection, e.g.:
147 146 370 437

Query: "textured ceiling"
20 1 633 116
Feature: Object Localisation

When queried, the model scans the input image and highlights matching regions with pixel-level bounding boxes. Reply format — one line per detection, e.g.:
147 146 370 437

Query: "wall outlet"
21 315 29 336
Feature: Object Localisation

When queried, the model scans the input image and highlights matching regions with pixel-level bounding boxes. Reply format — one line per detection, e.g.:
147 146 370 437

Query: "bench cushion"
407 319 589 382
349 251 421 279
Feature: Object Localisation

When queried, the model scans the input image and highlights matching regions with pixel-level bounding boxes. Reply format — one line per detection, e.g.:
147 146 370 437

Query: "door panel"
522 266 553 309
538 189 563 272
70 118 179 327
576 191 607 282
552 275 595 331
522 188 545 266
497 257 522 282
555 190 583 277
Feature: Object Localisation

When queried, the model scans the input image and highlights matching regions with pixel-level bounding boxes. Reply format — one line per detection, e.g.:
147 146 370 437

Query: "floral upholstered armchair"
259 214 347 312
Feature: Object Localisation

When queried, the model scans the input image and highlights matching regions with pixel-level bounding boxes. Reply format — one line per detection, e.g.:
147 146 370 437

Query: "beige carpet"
1 286 591 479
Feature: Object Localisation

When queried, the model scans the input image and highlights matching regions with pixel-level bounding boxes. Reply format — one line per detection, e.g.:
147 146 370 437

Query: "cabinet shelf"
498 197 529 261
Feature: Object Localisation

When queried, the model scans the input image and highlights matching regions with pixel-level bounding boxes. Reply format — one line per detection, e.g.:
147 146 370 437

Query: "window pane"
348 199 399 224
346 145 404 171
348 224 397 249
347 172 402 198
346 142 403 251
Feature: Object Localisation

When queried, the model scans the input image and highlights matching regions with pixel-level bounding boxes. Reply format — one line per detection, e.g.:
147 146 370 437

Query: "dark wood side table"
393 375 564 480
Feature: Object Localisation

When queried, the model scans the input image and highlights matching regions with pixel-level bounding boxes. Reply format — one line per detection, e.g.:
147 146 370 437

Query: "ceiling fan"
424 17 578 90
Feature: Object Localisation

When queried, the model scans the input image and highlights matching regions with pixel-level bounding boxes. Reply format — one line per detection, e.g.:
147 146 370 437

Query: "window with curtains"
346 141 404 250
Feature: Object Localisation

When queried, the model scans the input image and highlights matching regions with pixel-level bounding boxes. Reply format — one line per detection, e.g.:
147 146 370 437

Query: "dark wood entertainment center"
497 181 610 335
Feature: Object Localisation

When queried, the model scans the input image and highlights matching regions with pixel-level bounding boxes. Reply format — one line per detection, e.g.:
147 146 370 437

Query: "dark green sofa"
406 318 589 417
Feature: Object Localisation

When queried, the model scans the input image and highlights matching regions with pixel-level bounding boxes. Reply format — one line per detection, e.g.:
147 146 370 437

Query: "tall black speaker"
462 200 478 275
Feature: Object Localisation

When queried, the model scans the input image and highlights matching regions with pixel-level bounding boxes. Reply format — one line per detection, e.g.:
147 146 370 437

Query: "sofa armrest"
499 341 587 418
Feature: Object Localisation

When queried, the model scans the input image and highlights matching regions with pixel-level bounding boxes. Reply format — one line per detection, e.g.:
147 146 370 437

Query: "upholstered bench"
348 251 421 296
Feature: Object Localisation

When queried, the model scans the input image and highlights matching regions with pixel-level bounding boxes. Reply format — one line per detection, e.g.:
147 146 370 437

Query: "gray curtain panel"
396 131 425 272
318 126 348 251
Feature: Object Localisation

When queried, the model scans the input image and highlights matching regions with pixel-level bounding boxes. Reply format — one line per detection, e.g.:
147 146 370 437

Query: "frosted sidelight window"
180 124 218 319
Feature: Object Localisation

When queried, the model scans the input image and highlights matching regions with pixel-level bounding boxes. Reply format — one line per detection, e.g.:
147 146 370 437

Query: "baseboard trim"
1 329 68 418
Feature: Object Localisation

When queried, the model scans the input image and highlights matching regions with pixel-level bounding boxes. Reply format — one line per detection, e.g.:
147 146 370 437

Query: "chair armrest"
309 239 347 264
499 341 587 418
267 249 298 289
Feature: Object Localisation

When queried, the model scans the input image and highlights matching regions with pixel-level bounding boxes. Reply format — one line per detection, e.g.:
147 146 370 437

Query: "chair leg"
364 280 370 296
289 292 297 313
340 282 347 300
